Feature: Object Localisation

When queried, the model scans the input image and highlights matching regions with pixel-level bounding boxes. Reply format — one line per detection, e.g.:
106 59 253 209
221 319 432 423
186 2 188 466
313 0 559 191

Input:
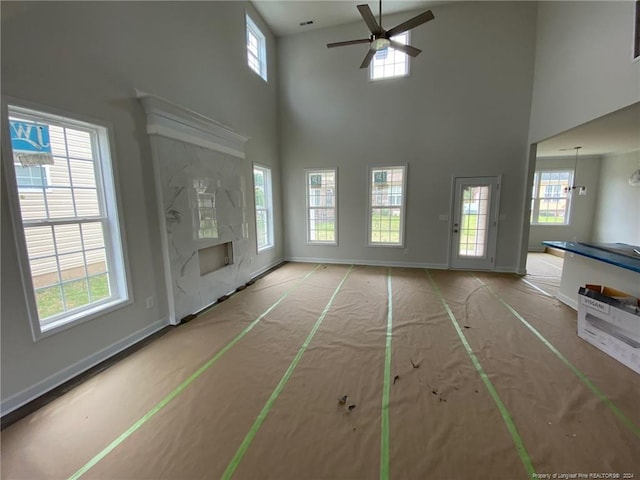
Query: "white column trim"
136 90 249 158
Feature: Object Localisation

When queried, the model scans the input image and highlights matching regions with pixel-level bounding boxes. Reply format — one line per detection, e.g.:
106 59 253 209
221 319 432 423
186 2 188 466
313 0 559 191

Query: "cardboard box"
577 285 640 375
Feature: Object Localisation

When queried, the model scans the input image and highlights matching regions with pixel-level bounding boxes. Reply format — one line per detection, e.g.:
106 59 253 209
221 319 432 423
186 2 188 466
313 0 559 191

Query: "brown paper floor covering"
2 262 638 479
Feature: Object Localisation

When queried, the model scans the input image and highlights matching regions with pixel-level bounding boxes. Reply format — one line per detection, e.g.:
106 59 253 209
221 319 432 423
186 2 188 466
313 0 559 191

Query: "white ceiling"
252 0 440 37
536 103 640 158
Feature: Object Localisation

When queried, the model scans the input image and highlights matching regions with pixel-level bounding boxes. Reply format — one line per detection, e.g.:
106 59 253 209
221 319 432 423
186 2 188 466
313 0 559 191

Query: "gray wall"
528 1 640 144
592 150 640 245
279 1 537 270
528 156 601 251
519 0 640 268
1 1 282 411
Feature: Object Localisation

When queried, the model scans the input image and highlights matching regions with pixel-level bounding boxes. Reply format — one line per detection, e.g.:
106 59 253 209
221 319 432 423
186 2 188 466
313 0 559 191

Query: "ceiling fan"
327 0 435 69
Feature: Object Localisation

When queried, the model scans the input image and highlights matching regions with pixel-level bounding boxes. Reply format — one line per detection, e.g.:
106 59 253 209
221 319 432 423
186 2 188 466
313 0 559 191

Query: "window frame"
305 168 338 246
2 98 131 340
530 168 574 226
368 165 408 247
246 14 268 82
253 164 274 252
369 31 411 81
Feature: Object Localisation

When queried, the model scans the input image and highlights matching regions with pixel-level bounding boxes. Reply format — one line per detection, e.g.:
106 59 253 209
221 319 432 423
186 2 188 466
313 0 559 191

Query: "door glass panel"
459 186 490 257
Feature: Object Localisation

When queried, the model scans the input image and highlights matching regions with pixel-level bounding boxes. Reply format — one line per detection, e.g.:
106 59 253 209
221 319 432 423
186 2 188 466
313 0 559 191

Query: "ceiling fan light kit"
327 0 435 69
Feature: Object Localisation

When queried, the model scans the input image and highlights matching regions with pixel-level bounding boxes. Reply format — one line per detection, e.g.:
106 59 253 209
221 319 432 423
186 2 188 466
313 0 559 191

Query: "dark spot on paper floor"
348 405 356 412
432 389 438 395
393 375 400 385
338 395 347 405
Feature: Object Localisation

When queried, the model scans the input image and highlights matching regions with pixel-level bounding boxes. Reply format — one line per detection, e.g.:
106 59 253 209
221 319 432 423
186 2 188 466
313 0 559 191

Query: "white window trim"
305 168 338 246
369 31 411 82
367 164 408 247
2 97 132 341
246 14 268 82
530 168 574 226
254 164 274 252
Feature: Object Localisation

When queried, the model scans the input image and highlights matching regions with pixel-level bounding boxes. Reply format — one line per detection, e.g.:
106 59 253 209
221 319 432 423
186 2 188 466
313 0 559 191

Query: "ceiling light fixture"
371 37 391 51
565 146 587 196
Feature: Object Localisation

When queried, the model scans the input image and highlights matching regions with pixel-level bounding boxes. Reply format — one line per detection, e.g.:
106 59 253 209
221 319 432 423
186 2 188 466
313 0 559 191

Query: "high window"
306 169 337 244
5 104 129 338
246 14 267 81
254 165 273 251
530 170 573 225
370 32 409 80
369 166 407 246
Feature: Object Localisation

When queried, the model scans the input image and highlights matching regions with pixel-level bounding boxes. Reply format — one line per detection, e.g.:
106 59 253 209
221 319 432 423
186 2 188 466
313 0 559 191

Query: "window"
14 164 49 188
246 14 267 81
306 169 337 244
530 170 573 225
5 104 128 337
369 166 407 246
254 165 273 251
370 32 410 80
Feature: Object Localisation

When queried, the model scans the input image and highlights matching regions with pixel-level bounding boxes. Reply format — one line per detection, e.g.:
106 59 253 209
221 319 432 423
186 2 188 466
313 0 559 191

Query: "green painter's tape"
67 264 322 480
425 270 535 478
379 268 393 480
474 274 640 438
221 265 354 480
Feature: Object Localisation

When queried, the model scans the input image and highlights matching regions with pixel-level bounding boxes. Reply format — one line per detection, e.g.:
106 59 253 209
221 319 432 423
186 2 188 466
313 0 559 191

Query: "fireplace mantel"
137 90 249 159
137 91 252 324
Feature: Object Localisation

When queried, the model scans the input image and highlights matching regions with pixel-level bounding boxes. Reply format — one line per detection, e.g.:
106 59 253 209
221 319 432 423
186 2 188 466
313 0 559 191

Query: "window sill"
257 244 274 254
35 297 132 341
306 241 338 246
530 223 570 227
368 243 405 248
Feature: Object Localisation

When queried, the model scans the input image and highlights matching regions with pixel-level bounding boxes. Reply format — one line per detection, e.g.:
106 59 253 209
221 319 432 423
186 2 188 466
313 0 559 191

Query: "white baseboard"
284 256 448 270
1 318 169 417
494 266 519 274
250 258 285 279
556 291 578 311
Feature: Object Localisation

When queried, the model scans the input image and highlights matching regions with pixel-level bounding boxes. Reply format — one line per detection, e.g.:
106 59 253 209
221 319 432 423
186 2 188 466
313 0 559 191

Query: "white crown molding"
136 90 249 158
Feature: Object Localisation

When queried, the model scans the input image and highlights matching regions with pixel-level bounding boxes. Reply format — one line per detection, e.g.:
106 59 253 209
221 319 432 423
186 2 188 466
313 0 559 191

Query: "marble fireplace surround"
137 91 250 324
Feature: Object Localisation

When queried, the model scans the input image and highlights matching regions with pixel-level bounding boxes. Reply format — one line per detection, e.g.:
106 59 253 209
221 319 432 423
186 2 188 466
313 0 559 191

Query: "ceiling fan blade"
360 48 376 69
327 38 371 48
388 40 421 57
386 10 434 37
357 4 382 35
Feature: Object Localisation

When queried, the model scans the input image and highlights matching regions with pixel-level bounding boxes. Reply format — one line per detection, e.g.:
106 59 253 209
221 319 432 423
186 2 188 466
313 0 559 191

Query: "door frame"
448 175 502 271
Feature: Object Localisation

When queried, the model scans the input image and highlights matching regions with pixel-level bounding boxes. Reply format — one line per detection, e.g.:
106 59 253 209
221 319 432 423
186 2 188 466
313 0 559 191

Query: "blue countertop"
542 241 640 274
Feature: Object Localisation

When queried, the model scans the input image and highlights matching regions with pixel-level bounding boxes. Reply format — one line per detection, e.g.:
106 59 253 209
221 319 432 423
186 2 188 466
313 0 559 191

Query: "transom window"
370 32 409 80
369 166 407 246
254 165 274 251
530 170 573 225
306 169 337 244
246 14 267 81
6 105 128 338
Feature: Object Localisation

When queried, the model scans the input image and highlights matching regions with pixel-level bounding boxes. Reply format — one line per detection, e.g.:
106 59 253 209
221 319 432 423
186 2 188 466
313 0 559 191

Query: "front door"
450 176 501 270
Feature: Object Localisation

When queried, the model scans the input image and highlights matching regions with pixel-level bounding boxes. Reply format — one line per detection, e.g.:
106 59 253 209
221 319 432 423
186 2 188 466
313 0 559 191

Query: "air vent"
299 20 314 26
